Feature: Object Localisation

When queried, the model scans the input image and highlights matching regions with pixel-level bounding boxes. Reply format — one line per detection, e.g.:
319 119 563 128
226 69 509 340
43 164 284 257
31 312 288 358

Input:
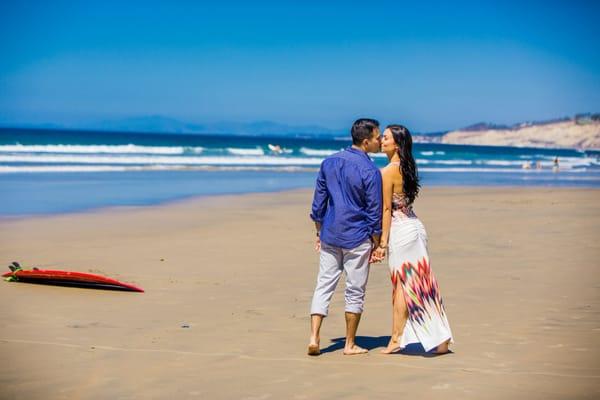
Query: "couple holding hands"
308 118 453 356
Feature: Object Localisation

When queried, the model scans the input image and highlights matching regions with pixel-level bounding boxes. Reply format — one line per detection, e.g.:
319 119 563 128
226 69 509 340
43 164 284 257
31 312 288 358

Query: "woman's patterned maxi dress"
388 191 453 351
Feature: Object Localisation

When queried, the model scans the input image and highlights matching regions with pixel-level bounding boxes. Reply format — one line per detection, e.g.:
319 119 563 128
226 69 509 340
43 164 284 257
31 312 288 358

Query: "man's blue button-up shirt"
310 147 382 249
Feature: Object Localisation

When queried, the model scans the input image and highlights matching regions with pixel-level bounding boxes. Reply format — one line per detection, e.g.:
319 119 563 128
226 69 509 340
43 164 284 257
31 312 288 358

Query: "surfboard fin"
9 261 22 272
5 262 23 281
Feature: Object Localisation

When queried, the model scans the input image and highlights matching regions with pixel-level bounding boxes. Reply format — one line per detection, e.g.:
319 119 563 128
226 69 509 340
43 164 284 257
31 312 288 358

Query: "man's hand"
315 237 321 252
369 246 386 263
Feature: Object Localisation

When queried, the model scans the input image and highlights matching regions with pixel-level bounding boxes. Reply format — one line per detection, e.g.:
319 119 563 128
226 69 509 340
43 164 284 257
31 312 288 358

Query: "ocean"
1 127 599 216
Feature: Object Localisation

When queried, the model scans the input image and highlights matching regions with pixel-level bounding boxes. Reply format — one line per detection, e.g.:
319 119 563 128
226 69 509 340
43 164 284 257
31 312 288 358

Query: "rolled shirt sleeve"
310 162 329 222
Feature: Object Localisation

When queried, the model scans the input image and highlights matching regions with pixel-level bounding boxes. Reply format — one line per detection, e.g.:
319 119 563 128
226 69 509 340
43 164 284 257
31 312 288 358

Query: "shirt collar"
347 146 372 161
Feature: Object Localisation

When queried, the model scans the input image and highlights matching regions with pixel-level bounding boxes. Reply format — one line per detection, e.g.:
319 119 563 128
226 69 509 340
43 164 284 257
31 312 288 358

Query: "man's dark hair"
351 118 380 145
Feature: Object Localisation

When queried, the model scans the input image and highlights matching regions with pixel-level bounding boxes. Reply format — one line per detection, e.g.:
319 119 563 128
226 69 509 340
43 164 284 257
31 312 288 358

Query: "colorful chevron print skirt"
388 213 454 352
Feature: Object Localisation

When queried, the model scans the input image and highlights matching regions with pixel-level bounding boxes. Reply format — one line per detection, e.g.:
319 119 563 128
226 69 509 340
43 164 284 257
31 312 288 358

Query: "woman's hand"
370 246 386 263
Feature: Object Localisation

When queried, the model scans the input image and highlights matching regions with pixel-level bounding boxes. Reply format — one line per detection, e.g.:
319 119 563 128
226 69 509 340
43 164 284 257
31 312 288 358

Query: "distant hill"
88 115 205 134
442 114 600 150
8 115 345 138
4 114 599 149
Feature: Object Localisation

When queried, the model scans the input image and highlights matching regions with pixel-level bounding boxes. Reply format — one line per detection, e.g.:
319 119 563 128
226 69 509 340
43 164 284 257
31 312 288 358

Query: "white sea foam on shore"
0 154 323 166
0 144 203 155
299 147 340 156
0 165 318 173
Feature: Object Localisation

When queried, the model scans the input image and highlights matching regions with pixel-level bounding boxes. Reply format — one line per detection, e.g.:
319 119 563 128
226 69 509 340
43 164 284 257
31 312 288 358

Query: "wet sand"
1 187 599 399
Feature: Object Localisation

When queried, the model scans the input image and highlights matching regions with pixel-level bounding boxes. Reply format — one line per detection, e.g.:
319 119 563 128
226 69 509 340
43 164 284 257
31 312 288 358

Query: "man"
308 118 383 356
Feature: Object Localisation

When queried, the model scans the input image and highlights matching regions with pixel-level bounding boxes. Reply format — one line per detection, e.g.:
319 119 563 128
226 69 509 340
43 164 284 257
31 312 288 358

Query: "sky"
0 0 599 132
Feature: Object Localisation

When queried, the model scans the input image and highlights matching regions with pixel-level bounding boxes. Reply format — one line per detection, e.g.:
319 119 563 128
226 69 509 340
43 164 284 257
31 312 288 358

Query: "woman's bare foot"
380 338 402 354
343 345 368 355
434 340 450 354
380 343 402 354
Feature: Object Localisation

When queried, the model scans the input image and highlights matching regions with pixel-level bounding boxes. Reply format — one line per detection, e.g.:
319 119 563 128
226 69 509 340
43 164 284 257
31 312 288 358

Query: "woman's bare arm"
380 167 394 248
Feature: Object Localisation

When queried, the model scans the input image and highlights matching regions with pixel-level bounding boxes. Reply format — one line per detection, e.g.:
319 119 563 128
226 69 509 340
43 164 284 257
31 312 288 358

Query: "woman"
374 125 453 354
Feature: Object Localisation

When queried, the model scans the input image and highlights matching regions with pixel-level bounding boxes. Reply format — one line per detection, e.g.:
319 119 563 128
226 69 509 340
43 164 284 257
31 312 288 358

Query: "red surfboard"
3 266 144 292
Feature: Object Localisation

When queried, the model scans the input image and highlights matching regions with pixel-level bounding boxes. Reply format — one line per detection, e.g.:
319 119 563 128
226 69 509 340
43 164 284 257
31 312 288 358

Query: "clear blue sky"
1 0 598 132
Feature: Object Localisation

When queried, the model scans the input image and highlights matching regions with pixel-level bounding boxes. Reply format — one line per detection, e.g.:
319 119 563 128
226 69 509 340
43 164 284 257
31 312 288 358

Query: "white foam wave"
418 167 588 173
0 165 318 173
420 167 517 173
518 154 555 160
299 147 341 156
226 147 264 156
416 159 473 165
0 143 202 155
478 158 593 169
479 160 523 166
558 157 599 167
0 165 144 173
0 154 323 166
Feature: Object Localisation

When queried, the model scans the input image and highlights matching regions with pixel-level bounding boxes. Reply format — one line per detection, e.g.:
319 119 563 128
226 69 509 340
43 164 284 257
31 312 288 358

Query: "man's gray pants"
310 239 371 316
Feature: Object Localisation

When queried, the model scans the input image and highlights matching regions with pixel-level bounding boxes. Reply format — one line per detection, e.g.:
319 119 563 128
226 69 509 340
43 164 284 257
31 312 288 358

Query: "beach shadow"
321 336 453 357
396 342 454 358
320 335 390 354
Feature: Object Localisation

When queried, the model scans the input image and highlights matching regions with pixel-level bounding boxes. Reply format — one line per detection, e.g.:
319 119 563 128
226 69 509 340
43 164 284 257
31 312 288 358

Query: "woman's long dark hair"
387 124 420 205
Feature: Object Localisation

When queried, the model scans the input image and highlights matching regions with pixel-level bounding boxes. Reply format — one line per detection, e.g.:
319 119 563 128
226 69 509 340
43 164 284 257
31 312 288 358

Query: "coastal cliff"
442 117 600 150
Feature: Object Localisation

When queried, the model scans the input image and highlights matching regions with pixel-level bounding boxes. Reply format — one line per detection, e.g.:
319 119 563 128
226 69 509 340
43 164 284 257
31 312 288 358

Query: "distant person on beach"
372 124 453 355
553 156 560 172
308 118 382 356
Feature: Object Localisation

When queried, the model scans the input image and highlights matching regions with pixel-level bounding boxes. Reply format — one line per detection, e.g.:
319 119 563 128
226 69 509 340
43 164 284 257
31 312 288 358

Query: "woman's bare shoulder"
381 164 400 176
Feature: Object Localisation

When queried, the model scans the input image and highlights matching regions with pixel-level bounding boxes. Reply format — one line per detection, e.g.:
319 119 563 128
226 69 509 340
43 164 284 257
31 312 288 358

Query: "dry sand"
1 187 599 399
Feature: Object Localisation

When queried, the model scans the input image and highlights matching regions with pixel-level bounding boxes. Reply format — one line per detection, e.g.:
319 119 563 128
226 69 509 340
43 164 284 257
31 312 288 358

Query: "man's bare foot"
343 345 368 355
307 343 320 356
380 340 402 354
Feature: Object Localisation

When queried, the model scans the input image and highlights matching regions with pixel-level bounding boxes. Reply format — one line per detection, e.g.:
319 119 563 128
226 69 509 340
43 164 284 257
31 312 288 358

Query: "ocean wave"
1 164 594 175
226 147 265 156
480 158 594 169
479 160 524 166
0 143 203 155
0 165 318 173
418 167 589 173
299 147 340 156
416 159 473 165
0 154 323 166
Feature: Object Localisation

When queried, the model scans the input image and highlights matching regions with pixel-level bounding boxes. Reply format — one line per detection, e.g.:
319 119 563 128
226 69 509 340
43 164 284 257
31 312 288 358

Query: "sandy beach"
0 187 599 399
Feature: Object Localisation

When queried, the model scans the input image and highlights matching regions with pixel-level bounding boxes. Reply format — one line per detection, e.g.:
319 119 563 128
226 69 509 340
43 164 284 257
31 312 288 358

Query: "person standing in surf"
307 118 383 356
